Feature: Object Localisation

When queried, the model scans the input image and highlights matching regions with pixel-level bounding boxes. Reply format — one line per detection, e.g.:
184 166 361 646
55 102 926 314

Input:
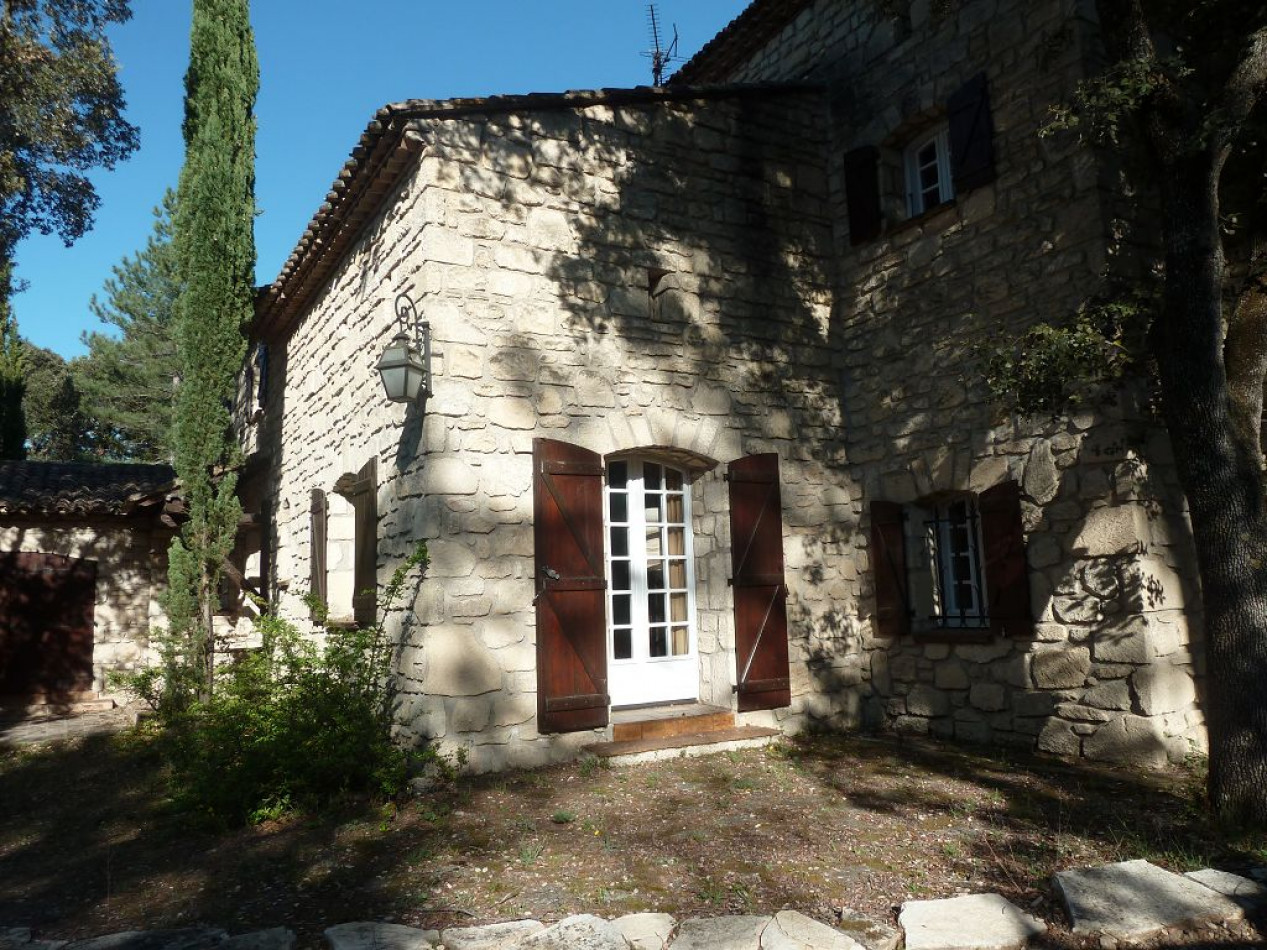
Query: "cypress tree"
168 0 257 699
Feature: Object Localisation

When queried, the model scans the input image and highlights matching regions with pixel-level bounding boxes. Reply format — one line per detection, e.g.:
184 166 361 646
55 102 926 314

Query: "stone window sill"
912 627 994 644
887 199 958 239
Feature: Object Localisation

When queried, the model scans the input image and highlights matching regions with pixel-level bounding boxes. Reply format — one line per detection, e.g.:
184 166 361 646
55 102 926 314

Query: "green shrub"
139 542 428 827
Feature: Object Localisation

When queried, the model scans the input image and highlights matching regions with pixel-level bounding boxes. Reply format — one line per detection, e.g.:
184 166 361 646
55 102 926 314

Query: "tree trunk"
1153 154 1267 825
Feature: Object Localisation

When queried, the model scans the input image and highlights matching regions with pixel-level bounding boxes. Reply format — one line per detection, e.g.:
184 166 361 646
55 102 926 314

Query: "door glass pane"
608 460 627 489
648 591 665 623
666 469 682 491
644 464 661 491
649 627 667 657
666 494 684 523
645 526 662 557
668 559 686 588
611 527 628 557
614 628 632 660
612 560 630 591
667 527 685 556
670 592 687 622
671 626 689 655
647 560 665 590
644 494 662 524
612 593 631 626
609 491 627 522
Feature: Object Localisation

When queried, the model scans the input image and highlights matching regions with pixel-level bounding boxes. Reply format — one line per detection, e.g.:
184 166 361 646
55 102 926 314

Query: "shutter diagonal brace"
737 582 784 689
733 481 776 582
541 465 605 586
540 576 607 700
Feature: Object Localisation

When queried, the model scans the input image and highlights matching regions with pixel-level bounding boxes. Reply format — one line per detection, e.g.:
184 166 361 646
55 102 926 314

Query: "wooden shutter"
979 480 1033 637
870 500 910 638
844 146 883 245
534 438 609 733
948 71 996 193
351 458 378 628
727 454 791 712
309 488 328 617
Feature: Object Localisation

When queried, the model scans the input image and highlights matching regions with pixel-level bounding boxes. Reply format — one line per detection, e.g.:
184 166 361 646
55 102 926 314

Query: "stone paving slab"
762 911 865 950
671 916 769 950
612 914 675 950
325 922 437 950
1054 859 1245 940
442 921 545 950
517 916 624 950
899 894 1046 950
1184 868 1267 910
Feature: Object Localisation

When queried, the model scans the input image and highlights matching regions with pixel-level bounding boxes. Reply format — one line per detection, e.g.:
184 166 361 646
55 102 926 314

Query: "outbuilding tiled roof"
669 0 815 86
0 461 176 518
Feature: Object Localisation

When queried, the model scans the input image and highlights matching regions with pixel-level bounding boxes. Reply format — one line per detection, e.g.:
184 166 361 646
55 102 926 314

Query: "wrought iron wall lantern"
376 292 432 404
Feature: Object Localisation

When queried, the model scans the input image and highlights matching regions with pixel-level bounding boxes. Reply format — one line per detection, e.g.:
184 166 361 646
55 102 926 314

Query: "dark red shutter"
0 552 96 699
352 458 378 628
534 438 609 733
948 71 996 193
310 488 328 617
727 454 791 712
870 500 910 638
844 146 883 245
979 480 1033 637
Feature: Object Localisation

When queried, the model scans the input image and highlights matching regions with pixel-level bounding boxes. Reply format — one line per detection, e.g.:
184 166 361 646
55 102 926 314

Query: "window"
922 496 987 628
843 71 996 244
904 127 953 216
309 458 377 627
605 458 697 706
870 480 1032 639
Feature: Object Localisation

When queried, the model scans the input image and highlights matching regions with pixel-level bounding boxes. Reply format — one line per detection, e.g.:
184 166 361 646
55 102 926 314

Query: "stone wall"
0 518 169 697
257 89 865 771
253 0 1207 772
697 0 1206 764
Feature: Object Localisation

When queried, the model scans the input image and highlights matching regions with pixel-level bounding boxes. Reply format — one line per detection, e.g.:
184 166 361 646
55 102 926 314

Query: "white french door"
605 458 698 707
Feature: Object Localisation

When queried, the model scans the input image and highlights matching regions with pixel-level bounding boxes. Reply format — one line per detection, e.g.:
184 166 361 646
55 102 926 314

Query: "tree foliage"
0 278 24 459
985 1 1267 824
22 342 87 460
0 0 138 260
78 190 180 461
166 0 257 701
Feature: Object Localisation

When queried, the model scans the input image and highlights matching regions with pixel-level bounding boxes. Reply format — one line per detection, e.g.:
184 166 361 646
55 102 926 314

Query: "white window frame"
904 126 954 217
603 458 699 705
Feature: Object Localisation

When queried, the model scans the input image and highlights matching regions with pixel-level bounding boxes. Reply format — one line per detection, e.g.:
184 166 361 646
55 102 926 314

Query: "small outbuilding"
0 461 176 708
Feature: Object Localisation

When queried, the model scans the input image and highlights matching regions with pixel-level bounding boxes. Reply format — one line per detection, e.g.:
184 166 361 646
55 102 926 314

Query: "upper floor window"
904 127 953 216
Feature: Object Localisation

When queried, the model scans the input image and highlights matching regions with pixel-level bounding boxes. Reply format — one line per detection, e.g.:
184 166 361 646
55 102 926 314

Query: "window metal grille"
924 497 988 627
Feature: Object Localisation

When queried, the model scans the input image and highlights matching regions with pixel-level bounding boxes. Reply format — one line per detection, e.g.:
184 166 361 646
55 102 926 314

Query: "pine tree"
78 190 180 461
167 0 257 700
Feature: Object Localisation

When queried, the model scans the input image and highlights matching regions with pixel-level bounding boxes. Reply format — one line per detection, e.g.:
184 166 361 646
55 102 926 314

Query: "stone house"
241 0 1205 772
0 461 176 709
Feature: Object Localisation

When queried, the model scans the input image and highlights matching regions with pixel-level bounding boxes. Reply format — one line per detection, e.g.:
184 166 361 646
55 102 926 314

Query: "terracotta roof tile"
670 0 815 86
0 461 176 518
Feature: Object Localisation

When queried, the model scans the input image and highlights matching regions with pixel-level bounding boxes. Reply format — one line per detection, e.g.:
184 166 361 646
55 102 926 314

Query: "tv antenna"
644 4 680 86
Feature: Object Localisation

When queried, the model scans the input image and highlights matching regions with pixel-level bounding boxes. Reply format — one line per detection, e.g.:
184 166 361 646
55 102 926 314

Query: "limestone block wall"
0 518 169 697
700 0 1205 762
259 89 865 771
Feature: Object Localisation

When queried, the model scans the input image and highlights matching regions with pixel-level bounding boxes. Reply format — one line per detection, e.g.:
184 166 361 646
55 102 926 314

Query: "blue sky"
12 0 750 360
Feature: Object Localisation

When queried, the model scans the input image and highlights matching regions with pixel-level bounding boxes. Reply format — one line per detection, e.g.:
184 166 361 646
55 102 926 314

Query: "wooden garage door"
0 552 97 699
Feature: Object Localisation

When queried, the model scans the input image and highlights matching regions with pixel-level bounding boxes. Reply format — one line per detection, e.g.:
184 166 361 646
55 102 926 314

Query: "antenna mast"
644 4 680 86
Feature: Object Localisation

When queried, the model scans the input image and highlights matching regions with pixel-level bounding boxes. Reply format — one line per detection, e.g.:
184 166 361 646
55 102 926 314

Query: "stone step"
583 725 782 765
611 703 734 742
0 696 115 722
